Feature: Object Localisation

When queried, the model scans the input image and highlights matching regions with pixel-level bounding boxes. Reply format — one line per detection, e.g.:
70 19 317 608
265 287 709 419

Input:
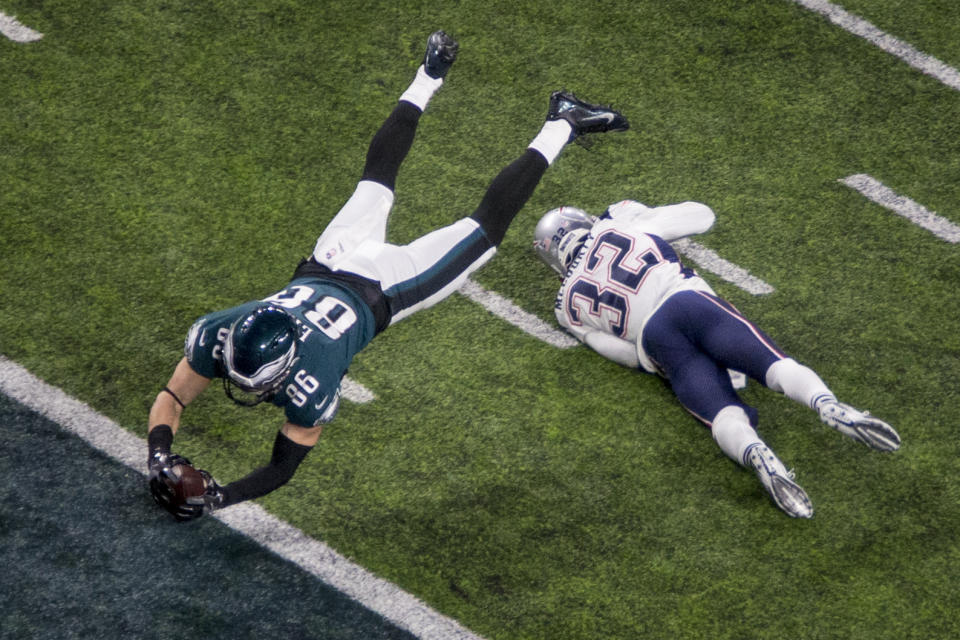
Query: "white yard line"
458 278 579 348
840 174 960 243
789 0 960 92
0 11 43 42
673 239 776 295
0 354 486 640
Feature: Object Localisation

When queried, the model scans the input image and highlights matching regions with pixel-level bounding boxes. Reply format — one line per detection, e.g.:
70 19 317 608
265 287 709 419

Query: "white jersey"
554 200 716 373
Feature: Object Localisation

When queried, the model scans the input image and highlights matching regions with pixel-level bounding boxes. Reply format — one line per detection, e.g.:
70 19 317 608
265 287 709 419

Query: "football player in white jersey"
533 200 901 518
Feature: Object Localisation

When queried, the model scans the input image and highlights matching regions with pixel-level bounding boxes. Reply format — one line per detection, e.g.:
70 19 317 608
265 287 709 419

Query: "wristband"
148 424 174 455
162 387 186 409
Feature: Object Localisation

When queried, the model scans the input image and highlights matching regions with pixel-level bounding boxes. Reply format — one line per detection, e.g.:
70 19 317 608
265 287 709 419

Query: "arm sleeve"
606 200 715 242
220 431 313 507
583 331 641 369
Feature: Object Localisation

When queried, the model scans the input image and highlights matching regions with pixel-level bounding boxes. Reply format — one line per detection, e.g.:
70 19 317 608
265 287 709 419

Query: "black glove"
185 470 226 520
148 451 189 513
148 453 224 522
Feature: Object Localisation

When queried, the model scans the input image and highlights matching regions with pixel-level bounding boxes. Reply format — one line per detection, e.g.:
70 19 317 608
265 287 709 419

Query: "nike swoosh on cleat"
581 113 616 125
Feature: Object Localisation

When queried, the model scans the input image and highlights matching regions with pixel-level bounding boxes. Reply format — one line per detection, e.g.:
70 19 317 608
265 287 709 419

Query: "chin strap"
222 376 273 407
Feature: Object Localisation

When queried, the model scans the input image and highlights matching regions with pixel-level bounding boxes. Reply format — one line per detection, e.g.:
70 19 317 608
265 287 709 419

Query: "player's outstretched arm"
149 412 319 525
147 357 212 520
206 421 319 510
605 200 716 242
148 357 211 436
148 422 318 522
147 357 210 470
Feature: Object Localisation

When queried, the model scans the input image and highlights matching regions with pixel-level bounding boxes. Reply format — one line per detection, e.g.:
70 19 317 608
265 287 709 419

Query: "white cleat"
818 401 901 452
745 444 814 519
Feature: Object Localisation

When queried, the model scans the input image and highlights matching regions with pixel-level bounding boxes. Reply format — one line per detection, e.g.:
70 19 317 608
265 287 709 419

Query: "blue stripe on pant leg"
383 227 492 317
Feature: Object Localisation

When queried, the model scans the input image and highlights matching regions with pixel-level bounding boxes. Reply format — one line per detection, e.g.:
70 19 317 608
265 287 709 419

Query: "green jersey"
184 276 378 426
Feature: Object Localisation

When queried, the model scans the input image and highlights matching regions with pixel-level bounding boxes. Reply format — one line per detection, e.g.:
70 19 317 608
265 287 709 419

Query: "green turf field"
2 1 959 638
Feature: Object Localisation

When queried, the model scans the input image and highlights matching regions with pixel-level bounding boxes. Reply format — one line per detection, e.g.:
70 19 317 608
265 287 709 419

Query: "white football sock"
399 65 444 112
711 406 764 467
528 119 573 165
765 358 834 410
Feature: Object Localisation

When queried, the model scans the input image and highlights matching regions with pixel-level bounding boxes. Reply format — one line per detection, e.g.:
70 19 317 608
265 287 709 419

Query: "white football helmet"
533 206 595 275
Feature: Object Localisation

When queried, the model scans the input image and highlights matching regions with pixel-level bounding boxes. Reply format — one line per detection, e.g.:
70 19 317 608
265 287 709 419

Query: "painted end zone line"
840 174 960 244
790 0 960 92
0 12 43 42
0 355 486 640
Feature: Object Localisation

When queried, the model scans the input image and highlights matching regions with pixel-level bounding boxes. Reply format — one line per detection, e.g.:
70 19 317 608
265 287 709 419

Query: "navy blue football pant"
641 290 787 426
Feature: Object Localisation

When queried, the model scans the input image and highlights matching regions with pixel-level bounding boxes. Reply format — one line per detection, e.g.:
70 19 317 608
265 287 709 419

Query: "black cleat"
423 30 459 79
547 90 629 139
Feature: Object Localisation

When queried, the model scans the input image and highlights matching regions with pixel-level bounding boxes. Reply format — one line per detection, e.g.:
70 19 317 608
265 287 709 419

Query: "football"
169 462 207 501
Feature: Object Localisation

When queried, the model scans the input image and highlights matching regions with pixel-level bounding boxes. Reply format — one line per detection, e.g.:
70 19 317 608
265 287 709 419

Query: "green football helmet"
222 304 300 406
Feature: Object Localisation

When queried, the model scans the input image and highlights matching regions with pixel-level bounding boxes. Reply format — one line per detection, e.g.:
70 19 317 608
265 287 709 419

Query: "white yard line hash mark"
790 0 960 92
342 375 375 403
0 11 43 42
672 239 776 295
459 278 579 348
840 174 960 243
0 355 486 640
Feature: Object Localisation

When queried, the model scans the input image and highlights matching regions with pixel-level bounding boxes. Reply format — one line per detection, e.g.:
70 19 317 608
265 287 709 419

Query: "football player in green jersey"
147 31 629 520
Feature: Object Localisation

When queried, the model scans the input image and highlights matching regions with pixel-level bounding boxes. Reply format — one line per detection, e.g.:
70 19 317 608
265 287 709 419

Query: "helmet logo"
533 206 595 276
222 305 301 405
